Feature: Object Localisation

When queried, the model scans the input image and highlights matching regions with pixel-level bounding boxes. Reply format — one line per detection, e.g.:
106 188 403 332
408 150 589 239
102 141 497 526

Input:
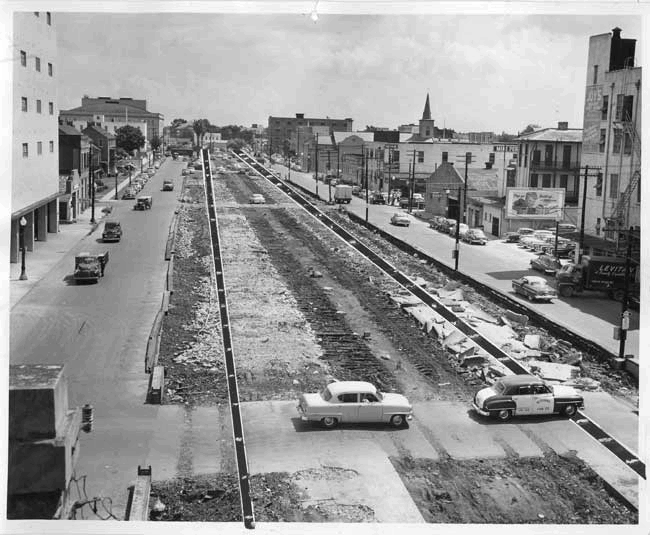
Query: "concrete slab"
580 392 639 456
490 424 544 458
240 401 425 522
414 401 506 459
145 405 184 481
192 406 226 475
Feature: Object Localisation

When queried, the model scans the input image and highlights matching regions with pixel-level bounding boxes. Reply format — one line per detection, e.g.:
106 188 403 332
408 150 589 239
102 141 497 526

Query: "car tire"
558 285 573 298
563 404 578 417
390 414 406 428
495 409 512 421
321 417 338 429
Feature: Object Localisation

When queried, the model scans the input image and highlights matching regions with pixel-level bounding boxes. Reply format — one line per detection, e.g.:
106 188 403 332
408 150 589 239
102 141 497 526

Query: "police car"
472 374 584 421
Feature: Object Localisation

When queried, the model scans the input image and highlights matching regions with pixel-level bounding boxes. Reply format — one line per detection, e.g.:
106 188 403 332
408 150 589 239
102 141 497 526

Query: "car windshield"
320 386 333 402
105 222 119 229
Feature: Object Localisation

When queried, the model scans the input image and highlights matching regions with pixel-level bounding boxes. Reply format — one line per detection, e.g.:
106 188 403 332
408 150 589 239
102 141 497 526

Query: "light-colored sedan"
297 381 413 428
390 212 411 227
512 275 557 302
249 194 266 204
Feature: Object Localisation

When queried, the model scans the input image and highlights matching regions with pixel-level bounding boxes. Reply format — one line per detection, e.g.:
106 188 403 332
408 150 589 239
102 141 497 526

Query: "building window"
22 143 28 157
596 218 601 235
34 11 39 17
417 151 424 163
530 173 539 188
49 140 54 152
36 99 42 113
595 173 603 196
49 102 54 115
392 151 399 163
560 175 568 189
609 174 619 198
37 141 42 155
35 57 41 71
593 65 598 84
531 149 540 165
48 62 53 76
21 97 28 112
624 133 632 155
20 50 27 66
601 95 609 120
489 152 495 164
615 94 624 121
542 174 552 188
612 129 622 153
442 151 448 163
425 128 431 137
599 129 606 152
544 145 553 165
524 145 528 167
46 12 51 25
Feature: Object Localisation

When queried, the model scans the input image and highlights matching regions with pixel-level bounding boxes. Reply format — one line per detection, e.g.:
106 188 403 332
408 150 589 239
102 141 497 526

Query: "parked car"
102 221 122 243
351 185 361 196
530 254 562 275
505 227 535 243
134 196 153 210
74 251 109 284
463 228 488 245
428 215 447 231
520 230 554 249
438 218 457 234
162 180 174 191
541 239 576 258
472 374 584 421
390 212 411 227
297 381 413 428
122 188 136 200
448 222 469 238
249 194 266 204
370 192 386 205
512 275 557 302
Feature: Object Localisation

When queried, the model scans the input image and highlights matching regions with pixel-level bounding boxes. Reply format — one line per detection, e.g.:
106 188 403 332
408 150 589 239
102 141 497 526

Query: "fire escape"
605 70 641 258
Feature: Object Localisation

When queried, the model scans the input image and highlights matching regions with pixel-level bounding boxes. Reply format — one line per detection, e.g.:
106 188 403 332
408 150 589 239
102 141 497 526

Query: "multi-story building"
67 116 147 152
11 11 60 263
60 97 163 144
467 132 496 144
581 27 641 257
58 124 93 219
267 113 353 156
515 121 583 210
81 123 116 176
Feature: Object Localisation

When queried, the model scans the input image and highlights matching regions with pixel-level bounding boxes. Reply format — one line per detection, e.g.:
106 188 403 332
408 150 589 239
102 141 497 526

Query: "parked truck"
555 255 638 301
334 184 352 204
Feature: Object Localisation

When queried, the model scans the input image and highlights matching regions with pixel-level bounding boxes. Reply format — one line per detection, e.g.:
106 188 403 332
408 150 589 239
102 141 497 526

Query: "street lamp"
19 217 27 280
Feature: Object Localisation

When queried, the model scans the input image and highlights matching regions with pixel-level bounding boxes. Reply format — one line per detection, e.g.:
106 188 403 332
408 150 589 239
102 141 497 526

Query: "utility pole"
315 133 319 198
463 152 471 224
618 226 634 359
364 147 369 222
578 165 602 263
409 149 416 213
454 185 462 271
90 145 96 224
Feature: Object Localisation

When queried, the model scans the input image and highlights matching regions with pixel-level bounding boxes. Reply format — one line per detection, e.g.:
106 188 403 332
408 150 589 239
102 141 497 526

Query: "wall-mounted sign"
505 188 565 219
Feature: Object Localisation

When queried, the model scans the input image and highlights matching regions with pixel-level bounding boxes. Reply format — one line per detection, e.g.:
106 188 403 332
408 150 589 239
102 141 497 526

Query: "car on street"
162 180 174 191
472 374 584 421
463 228 488 245
134 196 153 210
541 239 576 258
102 221 122 242
390 212 411 227
297 381 413 428
448 222 469 238
370 192 386 204
512 275 557 302
249 194 266 204
505 227 535 243
520 230 555 249
122 188 136 200
530 254 563 275
428 215 447 231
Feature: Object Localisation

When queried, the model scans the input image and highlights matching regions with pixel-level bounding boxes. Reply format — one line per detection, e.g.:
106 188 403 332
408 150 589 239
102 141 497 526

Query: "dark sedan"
530 254 562 275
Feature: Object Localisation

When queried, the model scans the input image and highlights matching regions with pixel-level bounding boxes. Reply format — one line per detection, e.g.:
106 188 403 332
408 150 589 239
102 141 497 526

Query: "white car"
249 194 266 204
390 212 411 227
297 381 413 428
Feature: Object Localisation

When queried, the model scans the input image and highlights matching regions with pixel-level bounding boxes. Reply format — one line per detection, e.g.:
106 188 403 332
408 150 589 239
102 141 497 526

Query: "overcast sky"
54 12 642 134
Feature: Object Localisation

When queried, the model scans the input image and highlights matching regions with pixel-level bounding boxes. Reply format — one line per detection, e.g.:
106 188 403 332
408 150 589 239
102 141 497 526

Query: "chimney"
557 122 568 131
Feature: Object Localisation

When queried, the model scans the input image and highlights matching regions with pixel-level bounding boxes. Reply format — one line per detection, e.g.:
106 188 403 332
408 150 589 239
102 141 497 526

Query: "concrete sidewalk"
9 172 140 311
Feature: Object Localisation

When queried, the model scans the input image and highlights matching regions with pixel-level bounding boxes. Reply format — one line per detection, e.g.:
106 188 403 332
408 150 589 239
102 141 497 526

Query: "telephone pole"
315 133 319 198
578 165 602 263
364 147 369 222
618 226 634 360
90 144 96 224
409 149 416 213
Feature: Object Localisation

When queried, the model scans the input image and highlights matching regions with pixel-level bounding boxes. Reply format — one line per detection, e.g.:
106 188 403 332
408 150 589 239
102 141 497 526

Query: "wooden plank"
125 466 152 521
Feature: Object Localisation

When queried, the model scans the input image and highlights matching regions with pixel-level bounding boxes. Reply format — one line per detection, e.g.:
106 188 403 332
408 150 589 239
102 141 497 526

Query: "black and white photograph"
2 2 647 534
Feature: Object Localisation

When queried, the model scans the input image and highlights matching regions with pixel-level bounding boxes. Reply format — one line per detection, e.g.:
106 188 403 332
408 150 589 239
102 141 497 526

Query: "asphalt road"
10 158 186 518
274 165 640 360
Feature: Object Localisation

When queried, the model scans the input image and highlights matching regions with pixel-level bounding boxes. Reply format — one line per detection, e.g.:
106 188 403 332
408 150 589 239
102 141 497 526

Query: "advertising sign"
505 188 565 219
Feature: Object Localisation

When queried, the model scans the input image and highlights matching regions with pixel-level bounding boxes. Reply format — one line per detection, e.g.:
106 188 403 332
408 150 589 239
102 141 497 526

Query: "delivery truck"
334 184 352 204
555 255 638 301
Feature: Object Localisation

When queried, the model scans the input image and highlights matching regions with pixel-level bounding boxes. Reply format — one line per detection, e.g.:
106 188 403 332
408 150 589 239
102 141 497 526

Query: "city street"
10 158 185 517
274 164 641 362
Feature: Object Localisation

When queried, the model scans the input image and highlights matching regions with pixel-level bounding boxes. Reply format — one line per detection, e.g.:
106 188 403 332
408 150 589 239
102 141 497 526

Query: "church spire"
422 93 431 120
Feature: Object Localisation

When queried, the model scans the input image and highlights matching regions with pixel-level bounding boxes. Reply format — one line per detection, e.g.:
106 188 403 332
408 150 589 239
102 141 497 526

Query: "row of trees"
170 117 255 151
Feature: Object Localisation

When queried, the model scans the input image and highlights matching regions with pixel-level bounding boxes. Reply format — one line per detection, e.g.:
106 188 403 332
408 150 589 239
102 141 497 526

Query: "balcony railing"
530 160 581 171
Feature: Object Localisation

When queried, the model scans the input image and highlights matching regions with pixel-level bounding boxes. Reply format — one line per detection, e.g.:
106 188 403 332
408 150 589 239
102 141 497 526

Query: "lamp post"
19 216 27 280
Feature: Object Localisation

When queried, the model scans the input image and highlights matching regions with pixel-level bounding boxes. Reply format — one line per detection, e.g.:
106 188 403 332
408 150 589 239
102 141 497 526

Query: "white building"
67 115 149 149
11 11 60 263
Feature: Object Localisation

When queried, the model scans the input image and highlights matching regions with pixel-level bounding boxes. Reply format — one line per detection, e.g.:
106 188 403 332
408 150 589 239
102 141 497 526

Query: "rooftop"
62 100 160 117
517 128 583 143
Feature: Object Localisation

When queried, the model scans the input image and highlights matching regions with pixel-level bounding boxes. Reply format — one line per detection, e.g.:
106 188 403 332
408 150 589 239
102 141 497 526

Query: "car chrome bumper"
296 405 308 421
471 402 490 417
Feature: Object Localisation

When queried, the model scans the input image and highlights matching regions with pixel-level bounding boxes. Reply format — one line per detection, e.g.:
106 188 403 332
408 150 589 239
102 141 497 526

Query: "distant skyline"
53 12 643 134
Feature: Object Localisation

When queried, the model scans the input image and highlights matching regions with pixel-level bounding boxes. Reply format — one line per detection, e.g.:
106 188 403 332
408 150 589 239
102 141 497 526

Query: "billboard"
505 188 565 219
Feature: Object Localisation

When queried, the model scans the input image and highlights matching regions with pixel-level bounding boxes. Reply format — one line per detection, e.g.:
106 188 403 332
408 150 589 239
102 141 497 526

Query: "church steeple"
422 93 431 120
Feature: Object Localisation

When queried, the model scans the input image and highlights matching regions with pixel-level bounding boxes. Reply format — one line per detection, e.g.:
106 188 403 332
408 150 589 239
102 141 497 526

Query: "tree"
115 125 145 153
227 138 246 151
171 118 186 128
192 118 211 147
150 135 162 151
520 124 541 135
496 131 517 142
